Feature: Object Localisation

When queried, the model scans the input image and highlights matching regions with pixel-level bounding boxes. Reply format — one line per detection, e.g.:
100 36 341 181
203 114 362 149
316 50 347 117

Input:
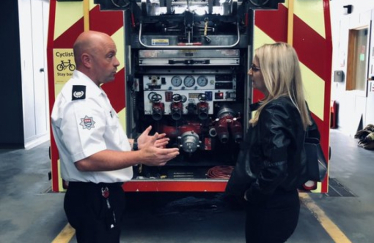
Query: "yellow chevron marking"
118 108 127 133
293 0 326 38
89 0 96 11
301 62 325 121
55 2 83 40
56 159 65 192
253 26 274 50
254 27 325 121
299 193 352 243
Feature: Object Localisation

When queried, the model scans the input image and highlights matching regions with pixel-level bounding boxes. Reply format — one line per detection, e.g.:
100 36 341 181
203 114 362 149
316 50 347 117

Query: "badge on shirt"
80 115 96 130
72 85 86 100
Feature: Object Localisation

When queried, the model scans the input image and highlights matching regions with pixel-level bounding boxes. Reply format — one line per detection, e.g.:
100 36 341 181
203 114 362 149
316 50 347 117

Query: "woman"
243 42 314 243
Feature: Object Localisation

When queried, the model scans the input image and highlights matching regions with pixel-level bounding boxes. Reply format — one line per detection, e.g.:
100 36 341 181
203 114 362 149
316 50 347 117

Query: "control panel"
143 74 237 116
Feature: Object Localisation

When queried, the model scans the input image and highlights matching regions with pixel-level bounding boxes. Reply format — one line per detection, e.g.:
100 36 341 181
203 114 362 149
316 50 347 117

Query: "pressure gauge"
171 76 182 87
181 95 187 103
184 75 195 87
197 76 208 87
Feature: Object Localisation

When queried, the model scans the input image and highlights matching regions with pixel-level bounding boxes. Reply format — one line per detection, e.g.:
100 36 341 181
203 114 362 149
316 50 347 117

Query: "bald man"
51 31 179 242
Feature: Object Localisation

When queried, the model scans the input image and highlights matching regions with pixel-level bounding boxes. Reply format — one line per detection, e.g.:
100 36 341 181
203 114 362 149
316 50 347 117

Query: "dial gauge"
171 76 182 87
197 76 208 87
184 75 195 87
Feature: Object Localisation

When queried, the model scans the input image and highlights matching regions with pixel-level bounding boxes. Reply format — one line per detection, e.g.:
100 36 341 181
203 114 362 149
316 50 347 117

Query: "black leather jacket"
243 96 318 204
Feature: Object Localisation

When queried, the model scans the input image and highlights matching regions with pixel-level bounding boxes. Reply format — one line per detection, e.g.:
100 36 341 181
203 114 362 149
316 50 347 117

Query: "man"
51 31 179 242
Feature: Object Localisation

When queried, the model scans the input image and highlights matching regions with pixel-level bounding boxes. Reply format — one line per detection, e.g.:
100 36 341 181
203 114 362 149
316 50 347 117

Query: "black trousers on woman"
64 182 126 243
245 188 300 243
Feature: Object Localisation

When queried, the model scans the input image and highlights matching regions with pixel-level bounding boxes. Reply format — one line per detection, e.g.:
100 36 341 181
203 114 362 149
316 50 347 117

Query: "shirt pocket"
105 109 123 145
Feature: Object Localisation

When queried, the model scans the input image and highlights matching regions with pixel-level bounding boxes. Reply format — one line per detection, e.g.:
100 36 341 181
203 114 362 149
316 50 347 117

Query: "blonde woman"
231 42 319 243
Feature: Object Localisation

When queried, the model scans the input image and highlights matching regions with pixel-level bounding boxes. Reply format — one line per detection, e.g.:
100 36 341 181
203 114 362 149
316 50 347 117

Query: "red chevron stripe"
53 4 126 113
47 0 60 192
253 6 287 103
293 17 331 82
90 6 126 112
255 4 332 82
89 5 124 34
102 69 126 113
53 5 123 48
89 5 126 113
54 18 84 48
321 0 332 193
47 0 57 113
255 6 288 43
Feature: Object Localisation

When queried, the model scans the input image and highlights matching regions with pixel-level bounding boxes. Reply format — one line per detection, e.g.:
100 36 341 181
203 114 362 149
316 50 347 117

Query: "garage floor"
0 129 373 243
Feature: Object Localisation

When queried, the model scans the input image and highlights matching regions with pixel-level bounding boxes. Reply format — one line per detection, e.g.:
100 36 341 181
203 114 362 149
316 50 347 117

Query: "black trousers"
245 188 300 243
64 182 126 243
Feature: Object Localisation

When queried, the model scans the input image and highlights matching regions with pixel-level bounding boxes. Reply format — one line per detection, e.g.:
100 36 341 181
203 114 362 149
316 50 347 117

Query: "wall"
330 0 374 135
0 0 24 148
0 0 50 149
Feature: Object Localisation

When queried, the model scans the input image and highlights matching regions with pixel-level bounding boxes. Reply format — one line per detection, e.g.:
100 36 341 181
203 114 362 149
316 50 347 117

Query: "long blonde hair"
249 43 311 130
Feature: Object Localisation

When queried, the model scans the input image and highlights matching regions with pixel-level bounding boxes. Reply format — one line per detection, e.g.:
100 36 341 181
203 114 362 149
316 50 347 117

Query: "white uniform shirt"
51 70 133 183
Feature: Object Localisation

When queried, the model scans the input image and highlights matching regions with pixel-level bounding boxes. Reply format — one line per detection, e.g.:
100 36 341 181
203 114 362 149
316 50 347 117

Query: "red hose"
207 165 234 179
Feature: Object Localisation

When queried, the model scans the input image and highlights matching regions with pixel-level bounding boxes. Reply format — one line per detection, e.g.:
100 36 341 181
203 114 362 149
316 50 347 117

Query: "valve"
215 107 234 143
214 107 242 143
149 92 164 121
229 117 243 143
170 94 184 120
178 131 201 153
197 93 209 120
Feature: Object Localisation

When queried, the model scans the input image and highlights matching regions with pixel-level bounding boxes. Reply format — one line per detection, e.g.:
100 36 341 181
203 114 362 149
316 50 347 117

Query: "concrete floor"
0 129 373 243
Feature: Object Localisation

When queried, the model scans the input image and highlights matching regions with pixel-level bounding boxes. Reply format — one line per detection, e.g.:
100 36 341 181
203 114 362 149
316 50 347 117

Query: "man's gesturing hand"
137 126 179 166
137 126 169 149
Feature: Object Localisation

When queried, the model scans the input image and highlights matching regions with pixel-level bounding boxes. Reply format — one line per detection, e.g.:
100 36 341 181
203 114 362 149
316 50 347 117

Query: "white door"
31 0 48 137
20 0 49 148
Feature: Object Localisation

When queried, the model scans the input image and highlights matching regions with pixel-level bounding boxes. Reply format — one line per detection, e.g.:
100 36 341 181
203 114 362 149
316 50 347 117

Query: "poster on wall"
53 49 76 97
53 49 75 84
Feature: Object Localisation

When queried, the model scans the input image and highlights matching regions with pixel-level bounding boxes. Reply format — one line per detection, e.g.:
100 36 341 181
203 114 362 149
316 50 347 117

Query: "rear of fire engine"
92 0 285 192
48 0 331 193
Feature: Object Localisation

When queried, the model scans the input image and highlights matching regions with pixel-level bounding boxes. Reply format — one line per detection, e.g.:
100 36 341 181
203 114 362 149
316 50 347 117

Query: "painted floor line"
299 193 352 243
51 223 75 243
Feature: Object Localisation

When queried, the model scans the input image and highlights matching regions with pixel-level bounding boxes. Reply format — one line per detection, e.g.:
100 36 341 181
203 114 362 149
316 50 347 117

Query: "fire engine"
47 0 332 193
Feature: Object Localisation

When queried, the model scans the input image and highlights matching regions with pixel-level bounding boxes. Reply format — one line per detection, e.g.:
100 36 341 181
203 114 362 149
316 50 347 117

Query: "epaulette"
72 85 86 100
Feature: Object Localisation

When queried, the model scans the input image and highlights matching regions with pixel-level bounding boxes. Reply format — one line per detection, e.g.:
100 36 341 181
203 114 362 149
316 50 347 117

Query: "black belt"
68 181 123 189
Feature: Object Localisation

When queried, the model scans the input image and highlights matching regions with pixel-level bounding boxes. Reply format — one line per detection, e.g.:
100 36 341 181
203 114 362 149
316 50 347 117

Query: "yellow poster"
53 49 75 84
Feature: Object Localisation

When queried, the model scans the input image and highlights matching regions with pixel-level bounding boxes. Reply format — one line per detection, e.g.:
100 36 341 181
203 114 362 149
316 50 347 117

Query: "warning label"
151 39 169 46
